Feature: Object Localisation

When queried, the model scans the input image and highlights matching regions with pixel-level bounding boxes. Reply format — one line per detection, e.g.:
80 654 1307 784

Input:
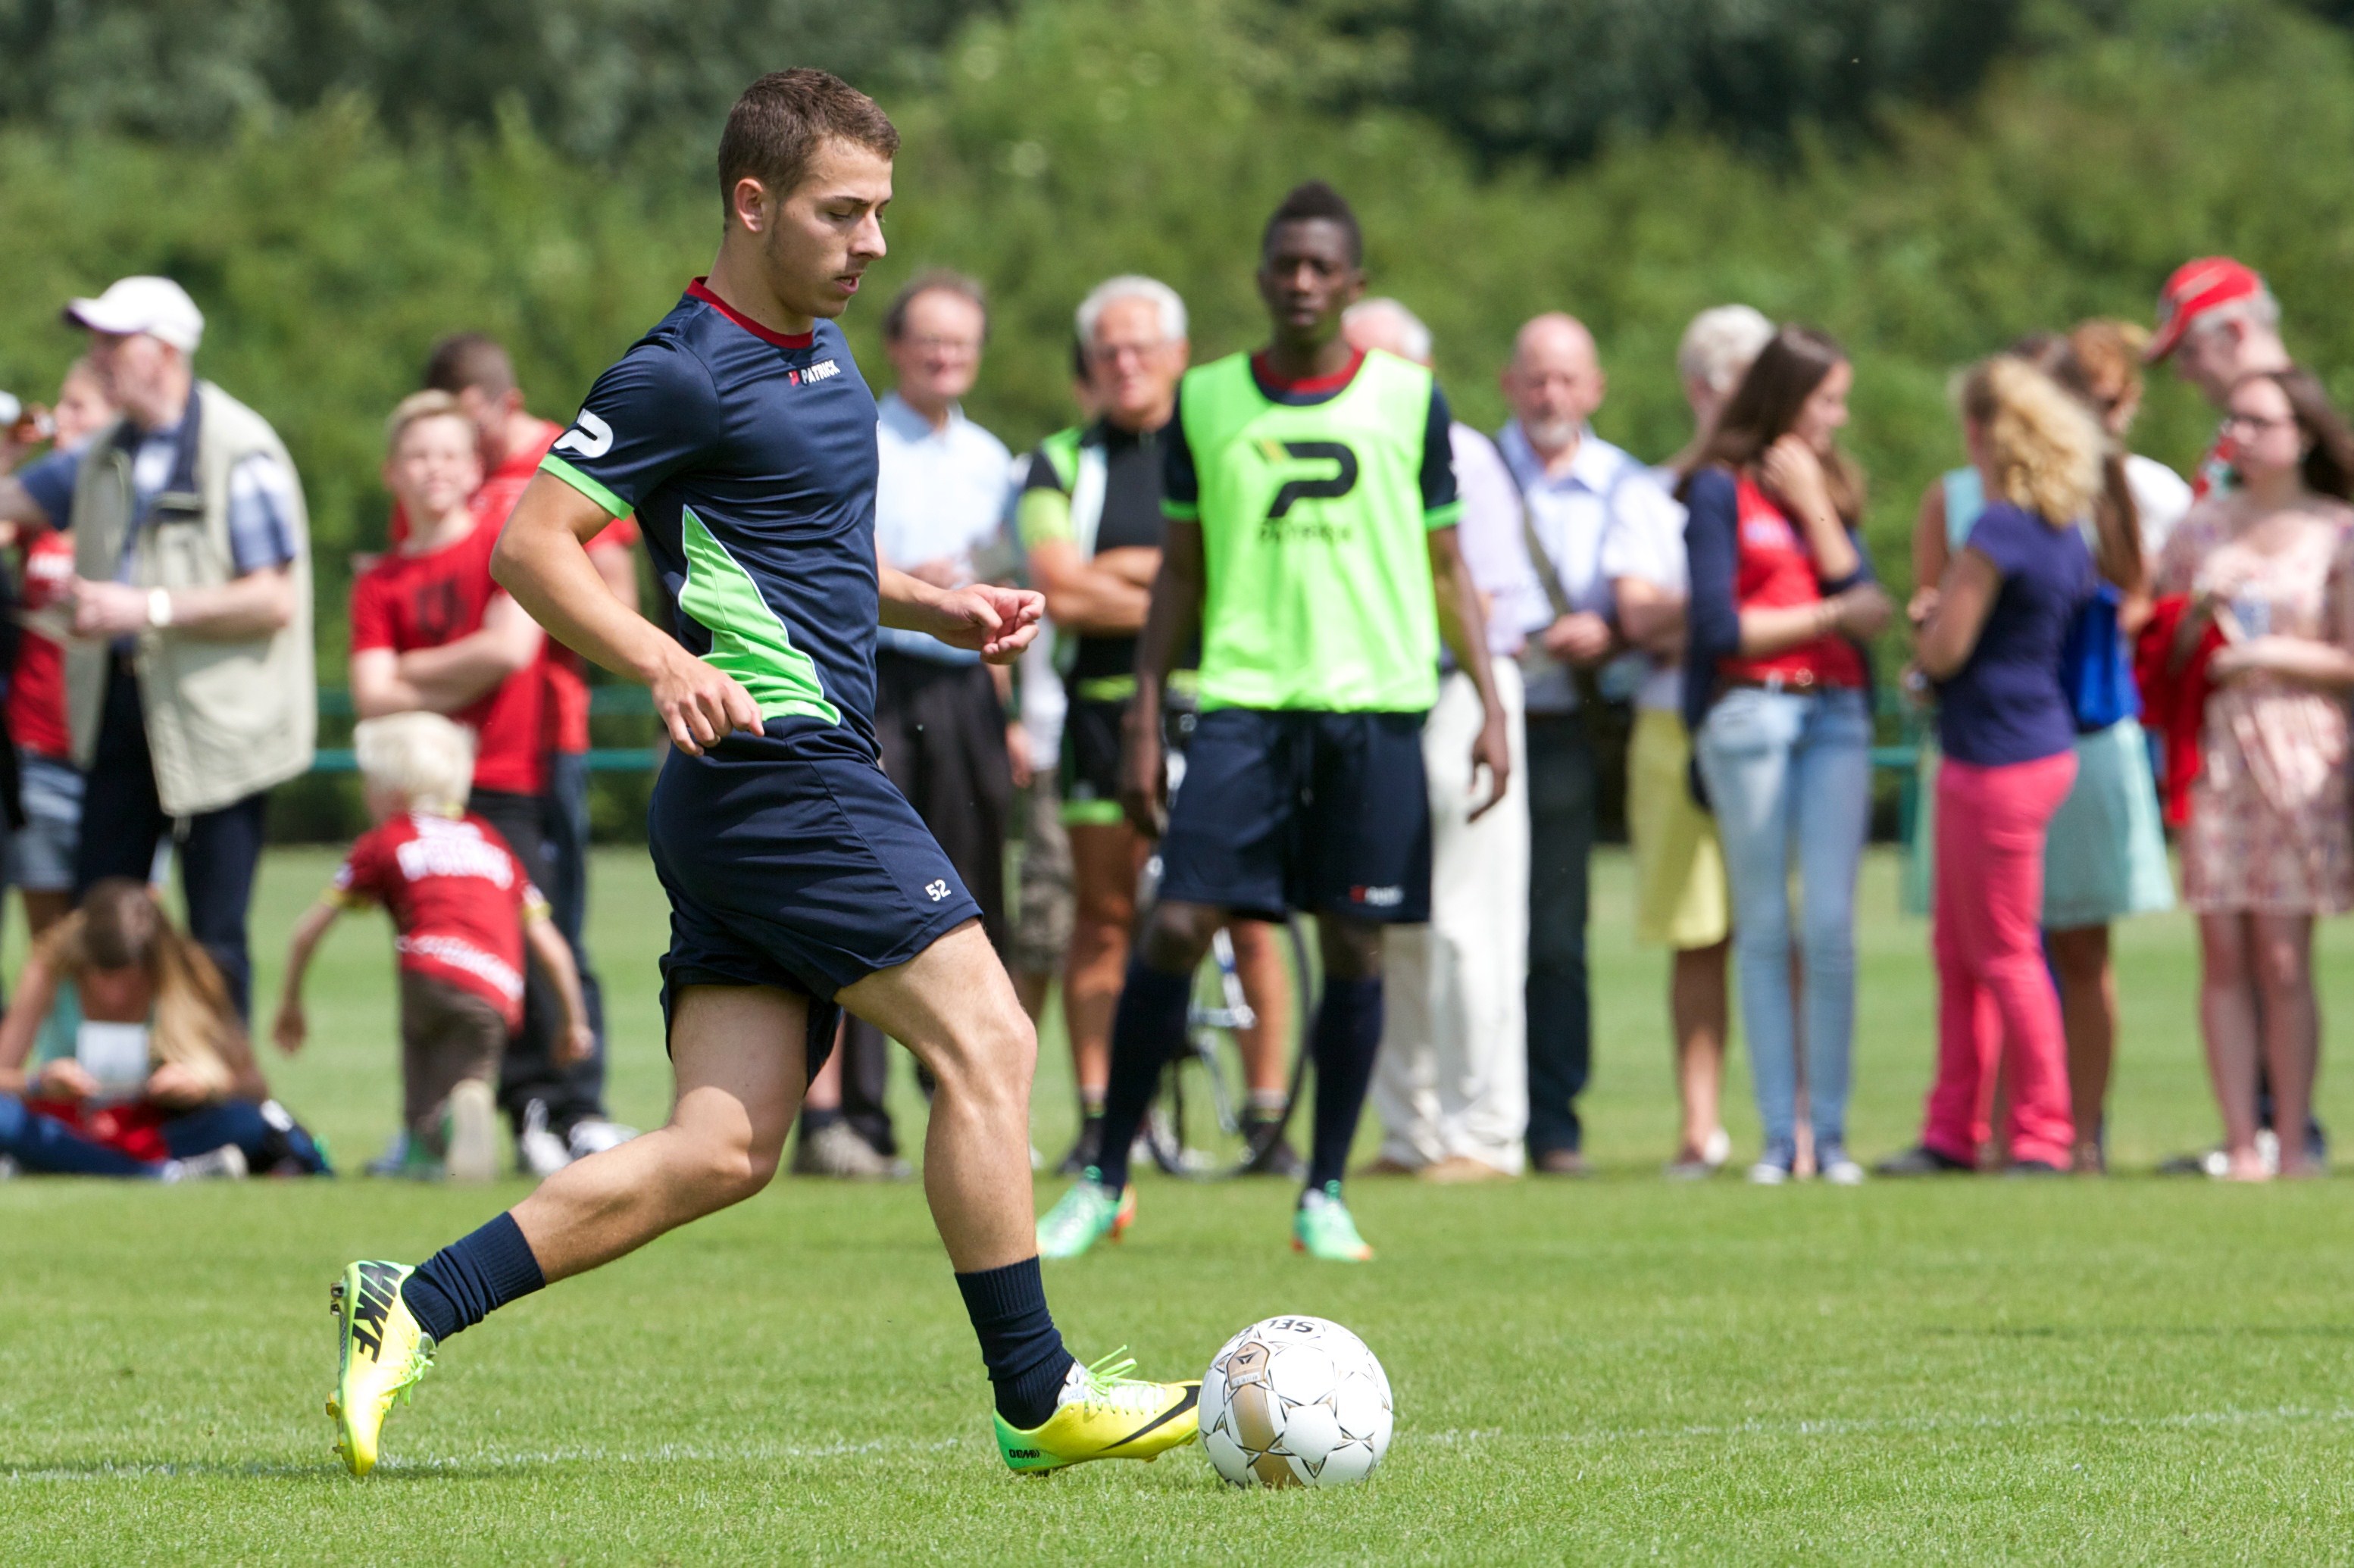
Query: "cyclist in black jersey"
1017 276 1299 1177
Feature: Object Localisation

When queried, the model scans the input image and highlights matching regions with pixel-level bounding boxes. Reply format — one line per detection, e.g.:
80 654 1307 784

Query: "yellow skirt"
1627 707 1730 949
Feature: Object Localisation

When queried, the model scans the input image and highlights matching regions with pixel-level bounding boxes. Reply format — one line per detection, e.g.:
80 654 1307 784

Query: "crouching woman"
0 878 329 1178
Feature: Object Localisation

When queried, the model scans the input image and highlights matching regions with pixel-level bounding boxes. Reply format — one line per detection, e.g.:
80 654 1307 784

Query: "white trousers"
1374 657 1531 1173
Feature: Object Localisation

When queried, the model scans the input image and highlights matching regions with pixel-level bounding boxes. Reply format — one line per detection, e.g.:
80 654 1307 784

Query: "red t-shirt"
393 417 641 757
1717 476 1868 691
7 530 74 758
331 811 548 1028
349 520 548 796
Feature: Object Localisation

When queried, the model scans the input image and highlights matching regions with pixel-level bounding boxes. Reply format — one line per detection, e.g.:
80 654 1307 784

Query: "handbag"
2057 580 2139 732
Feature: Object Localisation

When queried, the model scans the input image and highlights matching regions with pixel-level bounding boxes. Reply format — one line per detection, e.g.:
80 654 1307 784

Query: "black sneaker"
2004 1158 2065 1178
1874 1145 1974 1177
1053 1116 1105 1178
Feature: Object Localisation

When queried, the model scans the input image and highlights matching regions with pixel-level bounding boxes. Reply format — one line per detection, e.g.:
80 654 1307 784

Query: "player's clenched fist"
651 646 760 755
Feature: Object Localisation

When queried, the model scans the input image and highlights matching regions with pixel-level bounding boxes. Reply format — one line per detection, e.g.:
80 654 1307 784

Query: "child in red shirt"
272 712 591 1181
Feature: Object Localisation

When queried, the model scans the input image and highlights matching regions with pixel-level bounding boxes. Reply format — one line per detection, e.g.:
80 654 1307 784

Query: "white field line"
1420 1403 2354 1447
11 1406 2352 1485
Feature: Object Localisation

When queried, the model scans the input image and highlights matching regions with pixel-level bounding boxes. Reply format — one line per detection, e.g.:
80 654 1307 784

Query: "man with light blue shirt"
1499 311 1681 1174
811 269 1017 1172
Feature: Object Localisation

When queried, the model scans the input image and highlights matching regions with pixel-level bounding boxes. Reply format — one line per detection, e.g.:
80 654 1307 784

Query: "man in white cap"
0 275 315 1017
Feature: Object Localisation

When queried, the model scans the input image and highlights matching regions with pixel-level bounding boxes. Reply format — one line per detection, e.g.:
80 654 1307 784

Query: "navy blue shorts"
1157 707 1431 923
646 723 983 1076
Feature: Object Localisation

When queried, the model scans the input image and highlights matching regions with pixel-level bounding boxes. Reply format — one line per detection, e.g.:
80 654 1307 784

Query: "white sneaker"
2256 1129 2282 1176
0 1154 19 1179
1821 1153 1866 1186
566 1117 639 1159
1746 1159 1790 1185
443 1080 499 1183
162 1145 248 1182
517 1101 574 1178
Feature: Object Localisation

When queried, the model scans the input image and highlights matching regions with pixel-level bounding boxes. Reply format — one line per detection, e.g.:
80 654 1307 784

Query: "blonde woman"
1887 358 2099 1176
0 879 327 1177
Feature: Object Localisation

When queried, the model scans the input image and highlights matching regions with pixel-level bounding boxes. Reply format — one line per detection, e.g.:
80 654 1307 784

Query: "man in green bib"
1036 181 1508 1262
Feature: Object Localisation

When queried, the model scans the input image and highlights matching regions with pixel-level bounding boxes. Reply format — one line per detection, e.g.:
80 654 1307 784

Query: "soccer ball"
1199 1315 1393 1487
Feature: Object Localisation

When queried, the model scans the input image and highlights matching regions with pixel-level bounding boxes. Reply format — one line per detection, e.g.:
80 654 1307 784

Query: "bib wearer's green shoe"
993 1350 1200 1473
1035 1173 1135 1259
327 1260 436 1476
1292 1182 1374 1262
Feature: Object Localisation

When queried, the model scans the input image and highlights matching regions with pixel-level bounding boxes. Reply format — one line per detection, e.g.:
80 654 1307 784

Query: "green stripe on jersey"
539 454 629 519
676 507 840 726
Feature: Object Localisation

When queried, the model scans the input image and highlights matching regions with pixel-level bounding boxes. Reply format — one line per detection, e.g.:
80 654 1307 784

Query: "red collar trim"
1251 348 1365 395
687 278 815 348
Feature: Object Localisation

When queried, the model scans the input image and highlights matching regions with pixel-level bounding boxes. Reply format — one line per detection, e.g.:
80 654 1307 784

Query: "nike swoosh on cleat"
1108 1385 1199 1450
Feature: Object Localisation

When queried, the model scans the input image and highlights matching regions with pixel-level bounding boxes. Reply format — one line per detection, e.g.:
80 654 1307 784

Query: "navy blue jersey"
540 279 883 752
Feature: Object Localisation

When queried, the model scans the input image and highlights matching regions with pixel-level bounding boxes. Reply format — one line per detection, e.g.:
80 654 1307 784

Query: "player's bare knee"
1320 917 1385 982
1139 901 1219 974
927 1008 1035 1114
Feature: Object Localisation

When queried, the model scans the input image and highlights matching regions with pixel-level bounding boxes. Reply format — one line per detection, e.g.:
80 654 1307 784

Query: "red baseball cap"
2147 257 2265 362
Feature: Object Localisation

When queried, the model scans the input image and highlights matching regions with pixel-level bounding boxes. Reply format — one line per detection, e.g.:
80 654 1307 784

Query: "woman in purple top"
1884 357 2097 1176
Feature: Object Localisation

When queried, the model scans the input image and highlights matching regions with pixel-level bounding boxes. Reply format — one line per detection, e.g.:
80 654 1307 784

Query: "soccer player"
326 70 1198 1478
1034 181 1509 1263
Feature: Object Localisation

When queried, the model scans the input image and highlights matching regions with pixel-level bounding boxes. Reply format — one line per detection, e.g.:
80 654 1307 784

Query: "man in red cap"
2146 257 2290 498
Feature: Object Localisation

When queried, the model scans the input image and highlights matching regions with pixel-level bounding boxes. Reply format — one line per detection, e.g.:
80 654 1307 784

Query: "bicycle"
1135 857 1318 1180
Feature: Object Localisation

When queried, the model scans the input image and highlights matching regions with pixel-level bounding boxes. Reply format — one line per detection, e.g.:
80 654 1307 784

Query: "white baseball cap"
63 276 204 354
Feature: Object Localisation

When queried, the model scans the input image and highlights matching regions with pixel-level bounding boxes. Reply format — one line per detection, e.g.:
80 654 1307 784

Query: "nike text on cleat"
330 1260 436 1476
1034 1173 1135 1259
993 1349 1200 1473
1292 1182 1374 1262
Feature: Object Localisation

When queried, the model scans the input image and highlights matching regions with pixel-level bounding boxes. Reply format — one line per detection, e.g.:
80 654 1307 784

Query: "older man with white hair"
1343 297 1540 1180
0 275 314 1020
1602 303 1771 1178
1499 311 1682 1176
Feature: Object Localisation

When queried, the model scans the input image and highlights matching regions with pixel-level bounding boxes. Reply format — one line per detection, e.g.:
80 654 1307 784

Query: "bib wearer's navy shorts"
646 722 982 1079
1156 707 1433 924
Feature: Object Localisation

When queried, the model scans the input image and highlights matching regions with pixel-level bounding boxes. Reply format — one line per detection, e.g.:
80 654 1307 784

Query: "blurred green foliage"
0 0 993 167
1303 0 2024 166
4 0 2353 836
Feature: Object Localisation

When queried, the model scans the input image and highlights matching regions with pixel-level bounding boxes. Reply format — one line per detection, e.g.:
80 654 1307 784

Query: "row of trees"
4 0 2353 828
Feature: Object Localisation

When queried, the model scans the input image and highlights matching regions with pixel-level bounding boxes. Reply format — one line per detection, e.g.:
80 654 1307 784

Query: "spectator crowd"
0 248 2346 1185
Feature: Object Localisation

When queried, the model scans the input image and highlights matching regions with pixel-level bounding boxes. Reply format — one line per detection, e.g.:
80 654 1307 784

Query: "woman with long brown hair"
1681 325 1893 1184
2155 367 2354 1180
0 878 327 1177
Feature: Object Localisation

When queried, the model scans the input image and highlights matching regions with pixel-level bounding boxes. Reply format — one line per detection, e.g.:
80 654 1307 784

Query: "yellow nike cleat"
993 1349 1200 1474
327 1260 435 1476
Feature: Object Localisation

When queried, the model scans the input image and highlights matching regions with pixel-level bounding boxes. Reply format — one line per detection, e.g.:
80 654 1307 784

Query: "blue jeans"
0 1094 330 1176
1693 686 1872 1154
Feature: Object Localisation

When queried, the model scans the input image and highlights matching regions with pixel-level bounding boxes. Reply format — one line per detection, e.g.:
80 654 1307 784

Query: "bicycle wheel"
1143 914 1316 1179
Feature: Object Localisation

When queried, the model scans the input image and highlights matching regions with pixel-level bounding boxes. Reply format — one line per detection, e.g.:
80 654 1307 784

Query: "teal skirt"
1901 718 2174 927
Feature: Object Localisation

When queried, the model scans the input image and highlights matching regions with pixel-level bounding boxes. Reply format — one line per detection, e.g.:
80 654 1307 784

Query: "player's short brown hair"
717 69 899 215
423 333 515 399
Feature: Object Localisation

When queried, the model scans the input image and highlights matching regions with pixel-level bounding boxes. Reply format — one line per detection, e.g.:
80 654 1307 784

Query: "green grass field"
9 847 2354 1563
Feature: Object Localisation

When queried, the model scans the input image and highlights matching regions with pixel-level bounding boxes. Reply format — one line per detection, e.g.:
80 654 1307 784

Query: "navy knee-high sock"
956 1257 1073 1429
1306 976 1385 1193
1091 958 1195 1192
401 1212 546 1343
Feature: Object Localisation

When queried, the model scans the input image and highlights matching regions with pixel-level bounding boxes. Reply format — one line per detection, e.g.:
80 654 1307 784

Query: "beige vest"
66 382 316 815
